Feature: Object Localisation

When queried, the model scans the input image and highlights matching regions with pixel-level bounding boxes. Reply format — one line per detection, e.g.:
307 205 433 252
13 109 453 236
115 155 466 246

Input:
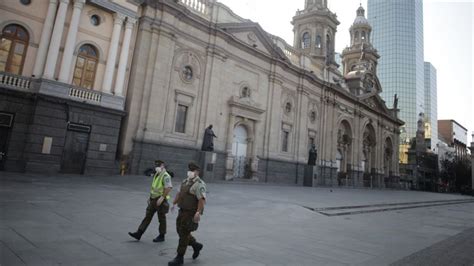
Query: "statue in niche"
308 144 318 165
201 124 217 151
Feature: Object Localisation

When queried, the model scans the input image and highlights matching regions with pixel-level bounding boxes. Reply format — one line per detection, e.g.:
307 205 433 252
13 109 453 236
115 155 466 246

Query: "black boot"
168 255 184 266
128 231 143 241
192 242 203 259
153 234 165 242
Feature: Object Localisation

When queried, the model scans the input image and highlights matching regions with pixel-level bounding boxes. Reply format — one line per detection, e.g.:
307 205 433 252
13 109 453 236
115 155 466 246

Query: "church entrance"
232 125 248 179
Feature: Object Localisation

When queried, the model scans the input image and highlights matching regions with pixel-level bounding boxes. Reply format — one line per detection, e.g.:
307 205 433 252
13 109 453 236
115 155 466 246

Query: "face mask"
155 167 162 173
187 171 194 179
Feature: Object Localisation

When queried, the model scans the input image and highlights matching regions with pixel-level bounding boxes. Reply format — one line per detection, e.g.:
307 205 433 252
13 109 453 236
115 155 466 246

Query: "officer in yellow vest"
129 160 173 242
168 162 207 266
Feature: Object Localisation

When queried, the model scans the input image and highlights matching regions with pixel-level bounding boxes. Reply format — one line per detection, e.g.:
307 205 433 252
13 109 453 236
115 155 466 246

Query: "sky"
217 0 474 144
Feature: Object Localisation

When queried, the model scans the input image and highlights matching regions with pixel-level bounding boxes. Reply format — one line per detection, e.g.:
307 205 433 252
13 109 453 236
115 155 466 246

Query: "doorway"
0 112 14 170
61 123 90 174
232 125 248 178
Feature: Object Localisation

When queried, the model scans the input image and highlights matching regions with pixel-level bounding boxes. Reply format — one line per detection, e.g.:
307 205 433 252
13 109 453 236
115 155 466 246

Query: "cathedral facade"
121 0 403 187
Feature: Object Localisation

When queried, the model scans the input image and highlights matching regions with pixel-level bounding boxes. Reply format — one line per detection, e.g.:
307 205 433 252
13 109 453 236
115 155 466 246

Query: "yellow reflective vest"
150 171 171 199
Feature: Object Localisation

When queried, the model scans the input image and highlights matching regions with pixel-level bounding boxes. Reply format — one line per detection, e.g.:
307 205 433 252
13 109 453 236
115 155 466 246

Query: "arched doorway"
0 24 29 75
232 125 248 178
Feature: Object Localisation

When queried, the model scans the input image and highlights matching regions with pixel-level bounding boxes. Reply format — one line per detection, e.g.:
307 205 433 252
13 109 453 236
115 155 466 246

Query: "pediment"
362 95 391 117
218 22 284 58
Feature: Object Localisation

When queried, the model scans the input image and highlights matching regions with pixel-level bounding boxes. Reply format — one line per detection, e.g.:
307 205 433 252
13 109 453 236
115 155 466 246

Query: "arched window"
0 24 29 75
72 44 98 89
354 31 359 43
315 35 322 49
361 31 366 41
301 32 311 49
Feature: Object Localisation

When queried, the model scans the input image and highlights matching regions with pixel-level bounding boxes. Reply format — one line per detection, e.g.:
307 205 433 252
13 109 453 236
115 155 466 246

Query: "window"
175 104 188 133
301 32 310 49
0 24 29 75
282 131 289 152
315 35 322 48
354 31 359 42
361 31 366 41
20 0 31 5
72 44 98 89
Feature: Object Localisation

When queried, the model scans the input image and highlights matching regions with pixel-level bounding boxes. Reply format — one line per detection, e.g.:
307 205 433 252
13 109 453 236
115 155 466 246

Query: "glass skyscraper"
367 0 425 161
424 62 437 151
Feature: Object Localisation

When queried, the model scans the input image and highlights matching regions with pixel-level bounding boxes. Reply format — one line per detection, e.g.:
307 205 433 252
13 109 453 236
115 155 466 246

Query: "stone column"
102 13 125 93
225 114 236 180
58 0 85 83
114 17 135 96
32 0 58 77
43 0 69 80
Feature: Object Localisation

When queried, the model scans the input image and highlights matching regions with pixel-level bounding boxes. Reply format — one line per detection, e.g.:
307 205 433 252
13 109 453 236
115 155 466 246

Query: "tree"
440 157 472 193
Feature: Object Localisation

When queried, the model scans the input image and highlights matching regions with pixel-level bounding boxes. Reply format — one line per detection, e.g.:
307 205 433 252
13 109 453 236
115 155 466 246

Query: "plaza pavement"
1 172 473 266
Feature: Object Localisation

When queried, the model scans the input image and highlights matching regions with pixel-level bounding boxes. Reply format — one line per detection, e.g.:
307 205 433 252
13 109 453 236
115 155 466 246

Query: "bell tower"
292 0 339 69
341 5 379 75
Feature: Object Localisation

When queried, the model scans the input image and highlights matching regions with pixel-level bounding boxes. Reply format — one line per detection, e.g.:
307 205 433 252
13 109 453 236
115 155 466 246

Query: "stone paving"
1 172 473 266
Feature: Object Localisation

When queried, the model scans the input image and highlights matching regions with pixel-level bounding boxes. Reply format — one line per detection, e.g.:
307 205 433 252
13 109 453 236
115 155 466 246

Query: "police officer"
129 160 172 242
168 162 207 266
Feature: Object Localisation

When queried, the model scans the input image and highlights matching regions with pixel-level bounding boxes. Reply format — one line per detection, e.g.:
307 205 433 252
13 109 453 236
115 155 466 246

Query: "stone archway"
335 120 352 186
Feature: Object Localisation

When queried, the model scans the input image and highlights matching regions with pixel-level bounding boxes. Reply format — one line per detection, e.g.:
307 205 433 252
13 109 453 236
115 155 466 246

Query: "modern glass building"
424 62 437 151
367 0 425 162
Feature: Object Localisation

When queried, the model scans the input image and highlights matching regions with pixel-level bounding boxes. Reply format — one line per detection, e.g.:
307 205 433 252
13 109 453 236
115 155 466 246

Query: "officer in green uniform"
128 160 173 242
168 162 207 266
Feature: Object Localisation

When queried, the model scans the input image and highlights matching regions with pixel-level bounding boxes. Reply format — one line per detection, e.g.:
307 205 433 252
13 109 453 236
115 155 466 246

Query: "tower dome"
352 6 370 27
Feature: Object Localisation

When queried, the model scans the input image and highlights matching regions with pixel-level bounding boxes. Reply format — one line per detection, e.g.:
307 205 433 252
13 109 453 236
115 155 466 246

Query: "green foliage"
439 157 472 192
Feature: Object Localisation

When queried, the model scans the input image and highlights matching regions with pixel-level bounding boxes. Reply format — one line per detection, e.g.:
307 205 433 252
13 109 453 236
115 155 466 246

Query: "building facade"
0 0 139 174
120 0 403 187
367 0 425 163
438 120 468 160
424 62 437 150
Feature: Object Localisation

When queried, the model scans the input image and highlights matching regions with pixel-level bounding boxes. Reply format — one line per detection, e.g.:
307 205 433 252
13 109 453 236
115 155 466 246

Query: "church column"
114 17 135 96
33 0 58 77
58 0 85 82
102 13 125 93
43 0 69 79
225 114 236 180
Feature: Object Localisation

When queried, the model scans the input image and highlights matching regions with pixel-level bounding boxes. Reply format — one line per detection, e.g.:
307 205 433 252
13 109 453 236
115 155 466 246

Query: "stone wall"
130 141 226 182
0 88 123 175
257 158 304 185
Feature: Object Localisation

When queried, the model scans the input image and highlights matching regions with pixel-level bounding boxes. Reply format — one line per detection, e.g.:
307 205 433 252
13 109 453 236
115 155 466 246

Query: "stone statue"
308 144 318 165
393 94 399 110
201 124 217 151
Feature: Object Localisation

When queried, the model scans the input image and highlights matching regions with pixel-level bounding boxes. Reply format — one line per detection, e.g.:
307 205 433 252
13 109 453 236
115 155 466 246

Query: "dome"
352 5 370 27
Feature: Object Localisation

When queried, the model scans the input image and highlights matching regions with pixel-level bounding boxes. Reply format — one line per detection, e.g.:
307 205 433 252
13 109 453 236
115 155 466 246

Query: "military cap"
188 162 200 171
155 160 165 166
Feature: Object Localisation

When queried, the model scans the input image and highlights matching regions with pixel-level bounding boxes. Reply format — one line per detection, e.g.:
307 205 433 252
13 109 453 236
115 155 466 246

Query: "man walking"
168 162 206 266
129 160 172 242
